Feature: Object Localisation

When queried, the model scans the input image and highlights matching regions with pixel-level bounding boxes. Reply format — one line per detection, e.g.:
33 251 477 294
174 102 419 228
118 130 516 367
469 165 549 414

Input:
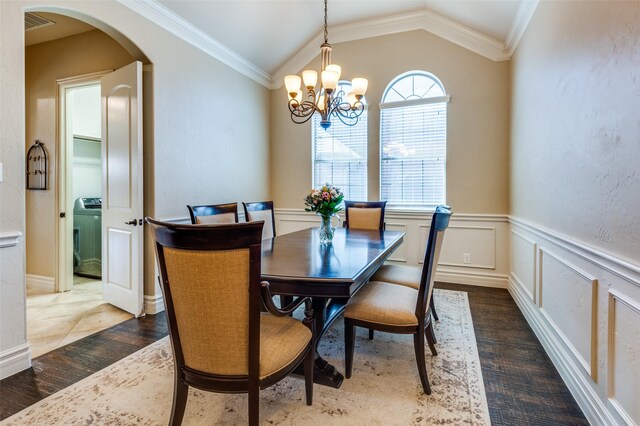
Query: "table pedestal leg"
295 296 347 388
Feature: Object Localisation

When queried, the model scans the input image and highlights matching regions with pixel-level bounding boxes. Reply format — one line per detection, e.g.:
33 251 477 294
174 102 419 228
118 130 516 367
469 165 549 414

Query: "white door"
101 61 144 317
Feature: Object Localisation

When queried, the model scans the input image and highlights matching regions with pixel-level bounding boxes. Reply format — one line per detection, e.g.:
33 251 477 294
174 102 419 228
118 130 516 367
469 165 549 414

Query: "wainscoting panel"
439 226 496 269
275 209 510 288
607 290 640 425
538 249 598 380
510 231 536 303
509 217 640 426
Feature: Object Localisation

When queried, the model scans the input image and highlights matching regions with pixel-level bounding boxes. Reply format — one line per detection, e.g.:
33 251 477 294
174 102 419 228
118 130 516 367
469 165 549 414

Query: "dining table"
260 226 405 388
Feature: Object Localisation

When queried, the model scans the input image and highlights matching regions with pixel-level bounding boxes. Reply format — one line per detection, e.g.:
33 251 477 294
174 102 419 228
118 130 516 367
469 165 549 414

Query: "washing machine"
73 197 102 278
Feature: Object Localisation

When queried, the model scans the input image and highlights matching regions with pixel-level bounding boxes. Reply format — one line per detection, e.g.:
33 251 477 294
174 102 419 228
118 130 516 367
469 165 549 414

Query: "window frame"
379 71 450 211
311 80 369 201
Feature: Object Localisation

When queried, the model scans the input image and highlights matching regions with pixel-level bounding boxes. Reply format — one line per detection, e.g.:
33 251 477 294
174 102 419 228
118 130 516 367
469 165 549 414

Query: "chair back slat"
415 206 451 320
344 201 387 231
148 219 264 377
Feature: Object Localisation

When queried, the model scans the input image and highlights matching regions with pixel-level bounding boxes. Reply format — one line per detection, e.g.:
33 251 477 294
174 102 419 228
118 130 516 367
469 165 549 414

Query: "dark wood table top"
261 227 404 298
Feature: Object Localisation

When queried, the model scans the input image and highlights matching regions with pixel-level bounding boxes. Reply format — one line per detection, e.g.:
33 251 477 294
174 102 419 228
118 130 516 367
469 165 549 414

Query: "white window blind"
380 72 448 209
312 82 367 200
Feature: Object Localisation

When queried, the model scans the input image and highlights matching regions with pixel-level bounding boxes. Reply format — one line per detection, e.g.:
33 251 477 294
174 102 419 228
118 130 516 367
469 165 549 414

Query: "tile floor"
27 276 133 358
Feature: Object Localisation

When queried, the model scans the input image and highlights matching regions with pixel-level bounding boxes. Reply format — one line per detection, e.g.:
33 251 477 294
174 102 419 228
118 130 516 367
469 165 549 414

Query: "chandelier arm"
288 99 320 116
332 110 358 127
290 111 317 125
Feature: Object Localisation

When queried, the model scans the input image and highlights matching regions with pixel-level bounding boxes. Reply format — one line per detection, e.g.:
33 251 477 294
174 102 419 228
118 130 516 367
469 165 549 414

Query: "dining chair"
343 200 387 230
187 202 239 224
147 218 314 426
343 205 451 394
243 201 276 239
371 205 452 324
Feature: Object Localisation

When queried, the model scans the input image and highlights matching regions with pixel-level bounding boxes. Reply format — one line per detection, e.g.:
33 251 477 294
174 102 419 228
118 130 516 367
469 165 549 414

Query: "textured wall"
25 30 134 278
0 0 28 357
271 30 511 214
510 1 640 262
2 0 271 367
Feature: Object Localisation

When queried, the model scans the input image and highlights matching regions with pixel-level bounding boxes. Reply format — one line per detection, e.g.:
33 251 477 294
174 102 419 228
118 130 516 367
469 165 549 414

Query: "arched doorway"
24 9 151 357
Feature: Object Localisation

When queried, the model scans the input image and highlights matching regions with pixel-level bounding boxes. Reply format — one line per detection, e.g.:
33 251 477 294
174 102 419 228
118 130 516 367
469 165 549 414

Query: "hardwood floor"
437 283 588 425
0 283 587 424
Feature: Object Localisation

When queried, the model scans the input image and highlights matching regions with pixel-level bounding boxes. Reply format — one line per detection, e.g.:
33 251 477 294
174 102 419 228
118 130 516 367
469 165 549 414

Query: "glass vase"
318 213 335 244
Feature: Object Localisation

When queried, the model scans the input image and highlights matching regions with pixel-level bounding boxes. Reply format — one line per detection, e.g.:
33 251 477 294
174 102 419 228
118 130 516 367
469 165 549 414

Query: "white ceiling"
157 0 524 75
25 1 536 88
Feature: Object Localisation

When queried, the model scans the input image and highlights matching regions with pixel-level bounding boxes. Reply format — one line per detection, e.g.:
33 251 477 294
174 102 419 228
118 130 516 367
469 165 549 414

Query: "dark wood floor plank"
1 285 587 424
435 282 588 425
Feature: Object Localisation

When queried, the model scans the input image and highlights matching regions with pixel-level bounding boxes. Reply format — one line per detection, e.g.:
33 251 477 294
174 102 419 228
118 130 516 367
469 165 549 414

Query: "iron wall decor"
26 139 48 190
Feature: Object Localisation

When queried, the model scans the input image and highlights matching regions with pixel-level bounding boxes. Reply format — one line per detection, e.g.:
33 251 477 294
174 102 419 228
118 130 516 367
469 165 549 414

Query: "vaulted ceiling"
26 1 539 88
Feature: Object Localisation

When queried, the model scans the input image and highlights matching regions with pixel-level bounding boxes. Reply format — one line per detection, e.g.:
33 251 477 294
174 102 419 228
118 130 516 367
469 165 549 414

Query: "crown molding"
505 0 540 57
115 0 272 88
117 0 537 91
272 9 511 89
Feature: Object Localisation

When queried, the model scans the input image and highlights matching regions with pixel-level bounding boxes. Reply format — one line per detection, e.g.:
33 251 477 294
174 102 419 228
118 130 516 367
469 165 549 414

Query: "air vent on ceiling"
25 12 55 31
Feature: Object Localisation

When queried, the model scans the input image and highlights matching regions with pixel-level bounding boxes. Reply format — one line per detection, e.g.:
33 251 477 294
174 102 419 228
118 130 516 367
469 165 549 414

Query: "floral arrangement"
304 183 344 217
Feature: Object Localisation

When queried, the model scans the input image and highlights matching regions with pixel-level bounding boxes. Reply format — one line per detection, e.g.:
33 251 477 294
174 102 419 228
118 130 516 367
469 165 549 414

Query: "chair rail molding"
509 216 640 426
0 231 23 248
274 208 510 288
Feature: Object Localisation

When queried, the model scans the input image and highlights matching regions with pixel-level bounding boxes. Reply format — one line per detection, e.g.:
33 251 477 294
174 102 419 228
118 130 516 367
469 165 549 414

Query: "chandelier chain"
323 0 328 43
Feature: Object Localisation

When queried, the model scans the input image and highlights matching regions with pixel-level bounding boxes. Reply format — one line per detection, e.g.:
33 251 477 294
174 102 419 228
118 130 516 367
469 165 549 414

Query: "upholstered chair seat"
371 264 421 290
345 281 419 327
372 262 440 322
259 314 312 379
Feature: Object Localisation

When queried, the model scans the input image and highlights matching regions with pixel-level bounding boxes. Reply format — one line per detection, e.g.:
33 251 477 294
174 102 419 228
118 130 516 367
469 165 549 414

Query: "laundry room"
24 17 134 357
70 85 102 279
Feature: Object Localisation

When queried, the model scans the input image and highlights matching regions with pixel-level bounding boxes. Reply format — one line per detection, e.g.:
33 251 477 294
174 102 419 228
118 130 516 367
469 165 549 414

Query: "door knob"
124 219 138 226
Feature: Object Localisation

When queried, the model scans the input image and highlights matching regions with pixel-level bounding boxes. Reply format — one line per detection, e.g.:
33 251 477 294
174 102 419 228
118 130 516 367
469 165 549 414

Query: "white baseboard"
508 278 615 425
0 343 31 380
144 294 165 315
26 274 55 292
436 269 508 288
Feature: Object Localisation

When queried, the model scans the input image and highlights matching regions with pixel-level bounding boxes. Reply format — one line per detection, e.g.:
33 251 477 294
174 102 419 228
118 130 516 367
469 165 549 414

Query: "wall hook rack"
26 139 48 190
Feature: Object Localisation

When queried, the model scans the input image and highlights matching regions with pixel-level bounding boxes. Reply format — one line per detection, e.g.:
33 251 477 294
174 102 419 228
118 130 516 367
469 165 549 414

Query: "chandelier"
284 0 368 129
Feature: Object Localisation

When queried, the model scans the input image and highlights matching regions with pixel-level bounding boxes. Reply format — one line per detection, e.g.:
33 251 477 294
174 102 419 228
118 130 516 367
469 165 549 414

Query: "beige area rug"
3 289 490 425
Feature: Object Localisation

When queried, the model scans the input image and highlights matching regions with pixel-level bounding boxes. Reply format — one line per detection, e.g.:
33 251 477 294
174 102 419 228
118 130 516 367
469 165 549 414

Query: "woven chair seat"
260 314 311 379
345 281 418 327
371 264 421 290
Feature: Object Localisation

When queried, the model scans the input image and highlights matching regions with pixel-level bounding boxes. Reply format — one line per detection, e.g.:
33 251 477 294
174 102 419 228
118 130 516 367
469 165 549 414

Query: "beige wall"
510 1 640 261
1 0 271 365
271 30 510 214
25 29 135 277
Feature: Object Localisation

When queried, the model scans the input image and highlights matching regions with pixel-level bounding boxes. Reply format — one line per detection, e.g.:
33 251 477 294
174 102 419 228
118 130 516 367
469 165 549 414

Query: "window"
312 81 367 200
380 71 449 209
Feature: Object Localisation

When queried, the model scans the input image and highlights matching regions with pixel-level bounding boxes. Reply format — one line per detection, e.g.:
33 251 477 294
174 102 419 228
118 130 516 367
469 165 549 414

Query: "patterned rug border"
2 289 491 425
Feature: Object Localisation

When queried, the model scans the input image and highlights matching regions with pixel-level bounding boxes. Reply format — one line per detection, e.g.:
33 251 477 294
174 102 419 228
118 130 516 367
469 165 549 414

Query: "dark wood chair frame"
343 200 391 341
147 218 314 426
187 202 239 224
242 201 277 237
343 200 387 230
344 205 451 395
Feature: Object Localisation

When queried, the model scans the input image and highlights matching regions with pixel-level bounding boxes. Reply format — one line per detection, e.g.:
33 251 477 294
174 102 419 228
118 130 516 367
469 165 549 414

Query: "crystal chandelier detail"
284 0 368 129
